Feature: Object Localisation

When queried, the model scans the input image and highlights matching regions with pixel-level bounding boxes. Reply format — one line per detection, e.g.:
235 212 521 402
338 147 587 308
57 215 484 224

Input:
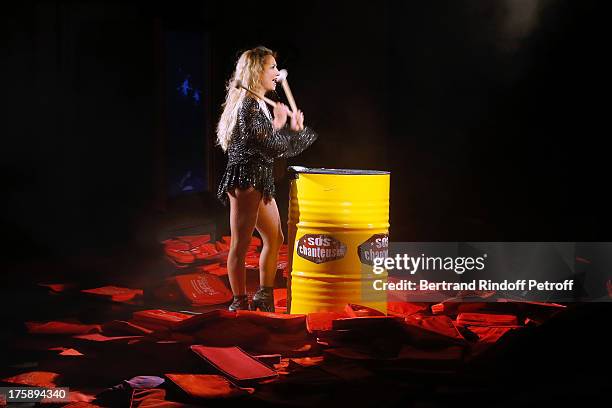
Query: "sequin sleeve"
238 97 318 160
276 126 318 159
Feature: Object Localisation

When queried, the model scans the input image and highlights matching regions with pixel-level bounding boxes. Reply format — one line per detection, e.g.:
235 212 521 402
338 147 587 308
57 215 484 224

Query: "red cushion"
456 313 518 327
193 319 270 348
274 288 287 313
174 309 236 332
25 320 101 335
344 303 386 317
215 241 230 252
194 243 219 260
81 286 143 302
469 326 517 343
49 347 84 356
72 333 143 342
132 309 192 330
306 312 348 333
165 374 253 399
402 315 466 345
175 234 211 245
235 310 306 331
194 264 228 277
102 320 153 336
129 388 171 408
2 371 60 387
207 266 228 276
164 247 196 264
163 235 217 264
221 236 261 247
190 345 278 382
37 282 77 293
388 301 429 317
244 255 260 269
173 273 233 306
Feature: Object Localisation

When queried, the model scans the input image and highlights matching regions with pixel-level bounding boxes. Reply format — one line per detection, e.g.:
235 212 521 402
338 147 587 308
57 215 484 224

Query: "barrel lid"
288 166 390 178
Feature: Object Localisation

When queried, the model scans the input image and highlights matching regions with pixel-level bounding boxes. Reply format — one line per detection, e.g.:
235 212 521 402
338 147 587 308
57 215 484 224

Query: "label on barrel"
358 234 389 265
296 234 347 264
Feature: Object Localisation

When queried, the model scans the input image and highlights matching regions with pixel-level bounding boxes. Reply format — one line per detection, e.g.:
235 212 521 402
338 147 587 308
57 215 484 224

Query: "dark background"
2 0 609 271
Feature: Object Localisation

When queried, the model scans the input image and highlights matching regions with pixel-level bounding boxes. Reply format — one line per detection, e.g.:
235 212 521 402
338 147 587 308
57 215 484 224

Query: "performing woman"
216 46 318 312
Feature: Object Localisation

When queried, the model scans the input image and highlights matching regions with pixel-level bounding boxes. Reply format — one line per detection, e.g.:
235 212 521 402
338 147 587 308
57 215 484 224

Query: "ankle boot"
228 294 249 312
250 286 275 312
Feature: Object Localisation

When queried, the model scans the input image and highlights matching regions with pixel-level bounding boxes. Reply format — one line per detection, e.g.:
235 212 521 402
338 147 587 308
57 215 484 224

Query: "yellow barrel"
286 166 390 315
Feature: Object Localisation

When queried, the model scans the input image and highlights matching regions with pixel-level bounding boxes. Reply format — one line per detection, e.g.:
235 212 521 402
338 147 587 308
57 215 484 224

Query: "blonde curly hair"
216 46 276 152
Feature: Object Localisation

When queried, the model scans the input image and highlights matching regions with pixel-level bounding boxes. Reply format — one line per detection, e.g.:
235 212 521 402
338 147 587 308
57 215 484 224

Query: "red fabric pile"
81 286 143 303
160 234 283 284
151 272 233 306
14 292 570 405
19 234 575 405
162 234 219 266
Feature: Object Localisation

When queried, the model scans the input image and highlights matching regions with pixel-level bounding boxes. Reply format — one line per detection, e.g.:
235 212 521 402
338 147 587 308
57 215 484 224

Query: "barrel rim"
288 166 390 176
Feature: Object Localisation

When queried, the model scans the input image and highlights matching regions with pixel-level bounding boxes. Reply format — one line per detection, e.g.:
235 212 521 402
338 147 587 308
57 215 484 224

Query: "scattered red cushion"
38 282 77 293
175 234 211 246
132 309 193 330
235 310 306 331
73 333 143 342
163 235 218 264
165 374 253 399
468 326 517 343
2 371 61 387
215 241 230 252
81 286 143 303
244 255 260 269
402 315 466 345
48 347 84 356
102 320 154 336
193 319 270 348
252 354 282 366
25 320 101 335
129 388 172 408
152 273 233 306
173 309 236 332
221 235 261 246
344 303 386 317
190 345 278 382
173 273 233 306
387 301 429 317
274 288 288 313
456 313 519 327
306 312 348 333
194 264 228 277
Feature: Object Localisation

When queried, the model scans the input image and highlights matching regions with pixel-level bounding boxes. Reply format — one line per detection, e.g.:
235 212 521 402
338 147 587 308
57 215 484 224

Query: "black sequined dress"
217 95 318 206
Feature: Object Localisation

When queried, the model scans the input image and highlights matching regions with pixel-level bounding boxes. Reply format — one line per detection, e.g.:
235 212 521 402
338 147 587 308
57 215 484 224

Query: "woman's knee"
261 229 283 251
229 236 252 257
272 229 285 250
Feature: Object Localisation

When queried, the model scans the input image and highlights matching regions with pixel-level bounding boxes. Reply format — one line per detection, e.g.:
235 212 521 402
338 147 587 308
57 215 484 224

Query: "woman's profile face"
259 55 280 92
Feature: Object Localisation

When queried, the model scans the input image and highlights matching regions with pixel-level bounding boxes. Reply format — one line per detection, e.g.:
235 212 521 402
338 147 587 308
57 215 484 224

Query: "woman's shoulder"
241 94 261 112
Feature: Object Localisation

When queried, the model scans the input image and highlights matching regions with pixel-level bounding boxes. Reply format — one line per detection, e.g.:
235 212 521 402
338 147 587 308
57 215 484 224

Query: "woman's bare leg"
227 187 262 296
255 197 284 287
